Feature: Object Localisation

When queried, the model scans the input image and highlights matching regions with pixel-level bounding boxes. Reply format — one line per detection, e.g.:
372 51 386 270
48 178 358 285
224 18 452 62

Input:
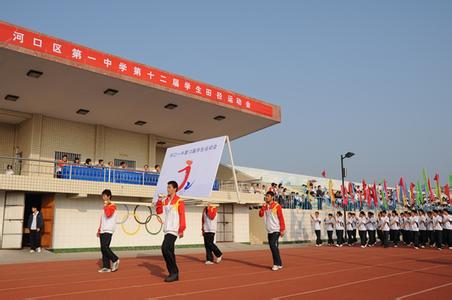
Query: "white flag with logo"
153 136 226 201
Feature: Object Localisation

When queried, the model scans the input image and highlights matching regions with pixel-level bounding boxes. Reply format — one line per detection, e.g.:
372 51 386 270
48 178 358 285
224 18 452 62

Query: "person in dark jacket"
27 206 44 253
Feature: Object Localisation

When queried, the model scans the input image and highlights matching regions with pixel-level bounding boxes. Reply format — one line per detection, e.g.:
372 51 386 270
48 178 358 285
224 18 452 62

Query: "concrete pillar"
94 125 106 162
148 134 156 166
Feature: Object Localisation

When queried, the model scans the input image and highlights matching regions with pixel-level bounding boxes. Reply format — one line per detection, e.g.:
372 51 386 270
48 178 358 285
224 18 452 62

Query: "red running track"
0 246 451 300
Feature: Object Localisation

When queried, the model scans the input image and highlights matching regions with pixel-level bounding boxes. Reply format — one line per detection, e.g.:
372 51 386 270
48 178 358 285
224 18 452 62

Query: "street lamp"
341 152 355 239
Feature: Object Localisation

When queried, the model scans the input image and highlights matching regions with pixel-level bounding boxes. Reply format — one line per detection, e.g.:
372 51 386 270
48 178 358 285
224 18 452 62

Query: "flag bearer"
202 203 223 264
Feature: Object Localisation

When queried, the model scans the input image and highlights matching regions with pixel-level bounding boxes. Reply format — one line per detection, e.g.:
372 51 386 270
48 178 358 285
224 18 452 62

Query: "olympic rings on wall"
115 204 163 236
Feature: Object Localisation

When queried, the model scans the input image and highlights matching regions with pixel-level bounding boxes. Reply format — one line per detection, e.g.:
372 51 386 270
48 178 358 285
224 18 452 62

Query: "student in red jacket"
156 181 186 282
259 191 285 271
202 203 223 265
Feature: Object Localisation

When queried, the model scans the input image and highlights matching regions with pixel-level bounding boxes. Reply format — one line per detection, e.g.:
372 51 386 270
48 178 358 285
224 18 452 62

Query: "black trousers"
382 231 389 248
392 229 400 246
268 232 282 266
352 230 357 243
99 233 118 269
203 232 222 262
444 229 452 247
359 230 367 246
327 231 334 245
162 234 179 275
406 231 413 245
427 230 434 245
389 229 394 243
347 230 353 244
419 230 426 246
434 230 443 249
315 230 322 245
29 230 41 250
336 230 344 245
368 230 376 245
412 231 420 247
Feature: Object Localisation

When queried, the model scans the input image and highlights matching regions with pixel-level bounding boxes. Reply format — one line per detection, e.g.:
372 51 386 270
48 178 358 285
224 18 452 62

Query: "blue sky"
1 1 451 184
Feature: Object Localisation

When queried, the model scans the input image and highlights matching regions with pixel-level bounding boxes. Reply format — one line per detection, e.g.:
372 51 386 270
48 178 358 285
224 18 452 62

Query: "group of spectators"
55 154 161 178
248 180 451 212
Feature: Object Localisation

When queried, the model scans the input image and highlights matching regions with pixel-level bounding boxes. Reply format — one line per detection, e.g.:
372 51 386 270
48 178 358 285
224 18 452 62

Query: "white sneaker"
111 259 120 272
30 250 35 253
315 244 319 247
278 265 283 269
361 245 366 249
271 265 279 271
98 268 111 273
36 247 41 253
205 261 214 265
216 256 222 264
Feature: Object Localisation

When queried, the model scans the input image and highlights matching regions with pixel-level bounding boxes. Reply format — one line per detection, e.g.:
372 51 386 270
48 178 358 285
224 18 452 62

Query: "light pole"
341 152 355 231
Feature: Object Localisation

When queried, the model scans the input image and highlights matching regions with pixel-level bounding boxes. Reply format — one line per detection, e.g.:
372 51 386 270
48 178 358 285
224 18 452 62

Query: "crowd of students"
310 209 452 250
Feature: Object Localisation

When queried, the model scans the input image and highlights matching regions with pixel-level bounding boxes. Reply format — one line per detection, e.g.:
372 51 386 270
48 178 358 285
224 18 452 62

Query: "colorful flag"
409 183 415 206
422 169 431 202
434 173 442 201
427 178 435 202
395 184 400 204
348 182 355 204
416 181 422 206
321 170 327 178
328 179 335 205
341 184 348 206
365 186 371 207
445 184 451 204
372 182 378 207
382 180 388 209
399 177 407 206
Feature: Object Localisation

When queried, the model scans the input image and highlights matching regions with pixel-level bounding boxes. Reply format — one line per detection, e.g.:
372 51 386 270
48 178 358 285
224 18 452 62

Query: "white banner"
153 136 226 201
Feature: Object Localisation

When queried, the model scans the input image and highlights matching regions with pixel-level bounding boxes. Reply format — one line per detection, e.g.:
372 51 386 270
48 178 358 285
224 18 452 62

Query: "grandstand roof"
0 20 281 142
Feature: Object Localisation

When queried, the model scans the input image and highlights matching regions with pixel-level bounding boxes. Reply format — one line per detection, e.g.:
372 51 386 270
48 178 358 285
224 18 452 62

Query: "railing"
0 155 222 191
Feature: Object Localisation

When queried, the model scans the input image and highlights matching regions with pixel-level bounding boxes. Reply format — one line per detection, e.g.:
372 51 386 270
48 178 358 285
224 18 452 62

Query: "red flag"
445 184 451 204
366 187 371 207
362 180 367 192
427 178 435 202
348 182 354 204
321 170 326 178
341 185 348 206
409 183 415 205
358 189 363 207
373 182 378 206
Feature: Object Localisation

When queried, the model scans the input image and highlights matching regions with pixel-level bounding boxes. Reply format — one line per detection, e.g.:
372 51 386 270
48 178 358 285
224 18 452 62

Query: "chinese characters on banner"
0 21 273 118
153 136 226 201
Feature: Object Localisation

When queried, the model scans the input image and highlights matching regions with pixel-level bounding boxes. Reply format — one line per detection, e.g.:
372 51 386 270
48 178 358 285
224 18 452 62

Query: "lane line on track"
271 265 444 299
394 282 452 300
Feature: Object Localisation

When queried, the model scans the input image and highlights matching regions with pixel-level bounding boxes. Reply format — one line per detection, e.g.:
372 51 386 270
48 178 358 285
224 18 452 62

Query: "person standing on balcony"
56 154 68 178
27 206 44 253
5 165 14 176
156 181 186 282
97 189 120 273
152 164 161 173
202 203 223 264
259 191 285 271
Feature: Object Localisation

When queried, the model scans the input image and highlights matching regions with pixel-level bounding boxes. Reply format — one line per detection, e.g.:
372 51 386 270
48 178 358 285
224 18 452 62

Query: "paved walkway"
0 243 308 265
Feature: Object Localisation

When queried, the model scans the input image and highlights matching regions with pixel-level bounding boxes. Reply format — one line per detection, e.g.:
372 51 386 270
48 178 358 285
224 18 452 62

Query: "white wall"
52 195 211 249
233 204 250 243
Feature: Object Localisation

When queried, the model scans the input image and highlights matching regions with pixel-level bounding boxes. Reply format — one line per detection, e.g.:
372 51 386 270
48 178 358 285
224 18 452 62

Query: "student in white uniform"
419 210 427 248
405 211 413 246
335 211 345 247
442 210 452 250
411 210 420 249
311 211 322 246
324 213 335 246
259 191 286 271
390 210 400 247
346 212 354 246
432 210 443 250
366 211 377 247
202 204 223 264
426 211 434 247
400 212 406 245
358 211 368 248
380 211 390 248
351 213 358 243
